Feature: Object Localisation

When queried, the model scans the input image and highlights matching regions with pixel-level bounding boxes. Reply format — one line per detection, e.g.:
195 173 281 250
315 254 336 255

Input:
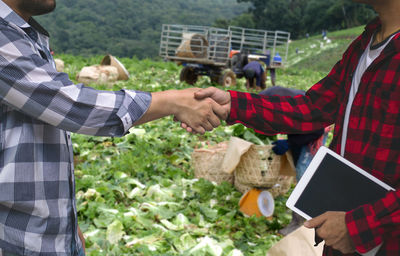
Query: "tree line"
216 0 375 39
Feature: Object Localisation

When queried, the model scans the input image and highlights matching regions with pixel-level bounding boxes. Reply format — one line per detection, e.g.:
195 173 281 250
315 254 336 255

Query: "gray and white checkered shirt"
0 1 152 255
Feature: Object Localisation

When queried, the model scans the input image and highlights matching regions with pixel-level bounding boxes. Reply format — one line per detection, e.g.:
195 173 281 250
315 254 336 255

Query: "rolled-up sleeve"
0 21 151 137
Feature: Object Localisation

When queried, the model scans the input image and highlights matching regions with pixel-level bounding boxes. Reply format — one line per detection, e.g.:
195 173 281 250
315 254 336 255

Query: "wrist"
152 90 180 116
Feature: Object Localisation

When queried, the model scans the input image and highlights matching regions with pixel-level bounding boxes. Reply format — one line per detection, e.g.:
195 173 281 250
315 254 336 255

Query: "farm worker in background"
0 0 225 255
191 0 400 255
268 52 283 87
243 61 266 90
268 67 276 87
260 86 329 236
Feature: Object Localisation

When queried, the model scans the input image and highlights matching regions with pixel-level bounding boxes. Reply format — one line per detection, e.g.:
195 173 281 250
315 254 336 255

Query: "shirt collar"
365 16 400 54
364 16 381 35
0 0 49 37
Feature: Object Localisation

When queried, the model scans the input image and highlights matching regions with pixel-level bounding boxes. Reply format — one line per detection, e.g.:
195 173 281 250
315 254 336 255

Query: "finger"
304 213 328 229
192 126 206 135
180 123 195 133
201 121 214 132
185 126 194 133
210 100 228 120
181 122 188 129
194 87 217 99
208 112 221 128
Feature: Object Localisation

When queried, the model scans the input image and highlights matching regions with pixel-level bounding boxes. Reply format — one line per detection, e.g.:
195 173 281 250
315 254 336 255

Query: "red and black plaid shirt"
228 18 400 256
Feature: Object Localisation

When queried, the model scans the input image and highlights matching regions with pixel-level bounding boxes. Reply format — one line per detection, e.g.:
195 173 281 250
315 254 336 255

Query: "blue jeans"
71 239 86 256
295 133 329 181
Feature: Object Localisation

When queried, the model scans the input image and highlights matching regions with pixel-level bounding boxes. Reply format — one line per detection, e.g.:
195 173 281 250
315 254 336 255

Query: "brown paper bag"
266 226 324 256
279 151 296 177
221 137 253 174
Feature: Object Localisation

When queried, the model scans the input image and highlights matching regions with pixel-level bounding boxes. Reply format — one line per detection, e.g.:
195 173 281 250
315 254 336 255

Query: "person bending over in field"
243 61 267 91
191 0 400 255
0 0 227 255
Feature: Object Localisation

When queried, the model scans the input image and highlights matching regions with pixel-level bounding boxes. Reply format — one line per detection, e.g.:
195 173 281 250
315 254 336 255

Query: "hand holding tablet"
286 146 394 220
285 146 394 256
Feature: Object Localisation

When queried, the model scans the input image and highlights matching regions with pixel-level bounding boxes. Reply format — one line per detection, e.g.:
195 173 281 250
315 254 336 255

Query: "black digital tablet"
286 146 395 220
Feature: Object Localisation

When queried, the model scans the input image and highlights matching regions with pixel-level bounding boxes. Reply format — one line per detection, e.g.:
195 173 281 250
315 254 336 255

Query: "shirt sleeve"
345 189 400 254
0 22 151 137
227 57 347 135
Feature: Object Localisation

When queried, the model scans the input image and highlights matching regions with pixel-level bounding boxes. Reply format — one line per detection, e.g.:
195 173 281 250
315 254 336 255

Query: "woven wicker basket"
191 142 234 184
234 173 295 197
234 145 281 188
269 175 296 198
234 175 252 194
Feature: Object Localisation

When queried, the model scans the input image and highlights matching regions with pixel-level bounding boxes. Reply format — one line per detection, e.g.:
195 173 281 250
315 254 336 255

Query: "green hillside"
273 25 364 92
287 26 364 72
36 0 249 58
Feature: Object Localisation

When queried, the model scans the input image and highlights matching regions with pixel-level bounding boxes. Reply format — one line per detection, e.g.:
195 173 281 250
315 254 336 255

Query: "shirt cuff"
345 206 383 254
359 244 383 256
226 90 247 125
117 90 152 134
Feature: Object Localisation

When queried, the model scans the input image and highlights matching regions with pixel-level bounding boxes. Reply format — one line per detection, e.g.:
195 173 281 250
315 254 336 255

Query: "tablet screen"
287 147 394 219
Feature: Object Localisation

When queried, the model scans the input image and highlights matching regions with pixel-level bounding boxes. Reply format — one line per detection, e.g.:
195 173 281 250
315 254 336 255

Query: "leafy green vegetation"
62 24 361 255
69 60 288 255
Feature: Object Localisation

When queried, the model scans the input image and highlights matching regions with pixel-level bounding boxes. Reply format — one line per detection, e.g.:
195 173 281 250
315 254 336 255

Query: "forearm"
0 73 151 137
227 88 335 136
228 59 347 135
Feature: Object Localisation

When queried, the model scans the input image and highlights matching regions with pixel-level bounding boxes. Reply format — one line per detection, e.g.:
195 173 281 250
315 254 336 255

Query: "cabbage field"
61 26 361 255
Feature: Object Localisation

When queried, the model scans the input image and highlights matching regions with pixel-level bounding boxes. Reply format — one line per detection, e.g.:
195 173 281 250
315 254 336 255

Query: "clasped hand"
174 87 231 134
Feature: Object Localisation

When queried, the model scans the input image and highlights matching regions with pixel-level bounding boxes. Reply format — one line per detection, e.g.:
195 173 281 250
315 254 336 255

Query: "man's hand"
194 87 231 120
177 87 231 133
304 211 355 254
173 88 225 134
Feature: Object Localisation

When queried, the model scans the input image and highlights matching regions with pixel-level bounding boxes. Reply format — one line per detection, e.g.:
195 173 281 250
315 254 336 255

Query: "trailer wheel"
219 70 236 87
180 67 198 85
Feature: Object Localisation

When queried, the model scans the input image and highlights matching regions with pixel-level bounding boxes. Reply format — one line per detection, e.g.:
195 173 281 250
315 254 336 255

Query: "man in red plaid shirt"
189 0 400 255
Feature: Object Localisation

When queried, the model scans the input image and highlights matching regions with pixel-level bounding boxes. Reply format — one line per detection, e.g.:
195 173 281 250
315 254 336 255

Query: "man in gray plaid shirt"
0 0 229 255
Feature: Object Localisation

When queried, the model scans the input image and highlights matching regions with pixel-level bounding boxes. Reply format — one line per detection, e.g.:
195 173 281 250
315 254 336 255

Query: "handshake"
135 87 232 134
